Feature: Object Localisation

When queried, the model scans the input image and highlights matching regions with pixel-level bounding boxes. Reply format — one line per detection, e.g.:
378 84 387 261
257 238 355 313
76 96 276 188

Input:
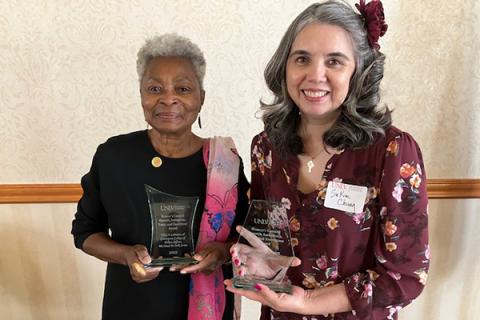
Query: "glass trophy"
232 200 295 294
144 184 199 268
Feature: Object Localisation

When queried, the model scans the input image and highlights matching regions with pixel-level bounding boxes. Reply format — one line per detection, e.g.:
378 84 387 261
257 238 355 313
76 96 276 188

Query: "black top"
71 130 249 320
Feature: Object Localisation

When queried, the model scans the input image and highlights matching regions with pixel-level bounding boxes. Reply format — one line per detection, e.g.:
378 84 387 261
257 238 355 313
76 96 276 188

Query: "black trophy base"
232 275 293 294
144 257 198 268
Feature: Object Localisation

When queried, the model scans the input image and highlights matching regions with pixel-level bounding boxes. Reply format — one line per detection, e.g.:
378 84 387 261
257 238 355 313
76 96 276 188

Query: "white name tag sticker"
324 181 368 214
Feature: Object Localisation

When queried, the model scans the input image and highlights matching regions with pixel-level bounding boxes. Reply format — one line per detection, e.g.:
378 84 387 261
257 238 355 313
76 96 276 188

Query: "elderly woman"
71 34 249 320
226 1 429 319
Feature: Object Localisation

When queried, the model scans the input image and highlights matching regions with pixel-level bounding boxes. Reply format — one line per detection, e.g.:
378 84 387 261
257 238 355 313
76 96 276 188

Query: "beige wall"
0 203 104 320
1 0 479 319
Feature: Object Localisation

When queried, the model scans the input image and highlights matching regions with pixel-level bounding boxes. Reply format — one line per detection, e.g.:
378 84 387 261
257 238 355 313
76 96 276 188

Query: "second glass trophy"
144 184 199 268
232 199 295 294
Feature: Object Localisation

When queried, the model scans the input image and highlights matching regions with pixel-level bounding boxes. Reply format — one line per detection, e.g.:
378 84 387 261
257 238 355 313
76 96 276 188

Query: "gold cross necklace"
305 147 326 173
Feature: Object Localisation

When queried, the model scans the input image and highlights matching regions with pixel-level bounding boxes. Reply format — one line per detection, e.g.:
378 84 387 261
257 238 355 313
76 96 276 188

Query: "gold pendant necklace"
306 159 315 173
304 147 325 173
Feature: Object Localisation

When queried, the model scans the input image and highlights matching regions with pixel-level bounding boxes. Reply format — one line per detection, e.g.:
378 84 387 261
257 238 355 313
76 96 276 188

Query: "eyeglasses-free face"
286 22 356 125
140 56 204 136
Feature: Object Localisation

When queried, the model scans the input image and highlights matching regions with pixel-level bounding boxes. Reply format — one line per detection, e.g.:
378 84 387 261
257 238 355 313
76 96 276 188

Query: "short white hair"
136 33 206 88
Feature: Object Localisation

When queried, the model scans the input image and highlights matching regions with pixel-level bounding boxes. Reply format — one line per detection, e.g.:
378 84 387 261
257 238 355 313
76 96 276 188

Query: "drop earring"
198 115 202 129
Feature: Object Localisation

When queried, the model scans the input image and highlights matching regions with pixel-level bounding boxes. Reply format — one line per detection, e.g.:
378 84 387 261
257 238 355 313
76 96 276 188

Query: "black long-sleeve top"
71 130 249 320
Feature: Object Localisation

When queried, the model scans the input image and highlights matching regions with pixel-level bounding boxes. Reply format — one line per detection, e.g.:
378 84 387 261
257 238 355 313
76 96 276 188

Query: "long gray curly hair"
261 0 392 157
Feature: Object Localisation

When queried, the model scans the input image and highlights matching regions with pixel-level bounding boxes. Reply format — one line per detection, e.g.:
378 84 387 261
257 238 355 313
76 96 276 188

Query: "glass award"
232 200 295 294
144 184 199 268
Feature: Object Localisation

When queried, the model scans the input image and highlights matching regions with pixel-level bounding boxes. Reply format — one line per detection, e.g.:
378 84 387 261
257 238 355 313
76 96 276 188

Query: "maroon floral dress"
250 126 429 320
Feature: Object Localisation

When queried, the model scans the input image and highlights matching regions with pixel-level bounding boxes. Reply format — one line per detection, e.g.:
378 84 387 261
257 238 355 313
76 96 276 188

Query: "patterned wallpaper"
1 0 479 183
1 2 480 320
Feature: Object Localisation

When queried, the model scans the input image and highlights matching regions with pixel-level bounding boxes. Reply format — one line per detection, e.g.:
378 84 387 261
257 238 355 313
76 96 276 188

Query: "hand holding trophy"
231 200 300 294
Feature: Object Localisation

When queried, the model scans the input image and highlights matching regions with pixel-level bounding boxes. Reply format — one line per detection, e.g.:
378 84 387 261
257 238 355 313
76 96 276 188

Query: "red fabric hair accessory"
355 0 388 50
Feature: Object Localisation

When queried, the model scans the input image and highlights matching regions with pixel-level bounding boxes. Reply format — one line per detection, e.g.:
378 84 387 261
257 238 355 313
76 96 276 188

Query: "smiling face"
286 22 356 124
140 56 204 136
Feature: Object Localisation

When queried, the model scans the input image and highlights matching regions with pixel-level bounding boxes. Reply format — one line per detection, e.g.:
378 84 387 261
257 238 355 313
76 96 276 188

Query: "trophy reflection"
232 200 295 294
144 184 199 268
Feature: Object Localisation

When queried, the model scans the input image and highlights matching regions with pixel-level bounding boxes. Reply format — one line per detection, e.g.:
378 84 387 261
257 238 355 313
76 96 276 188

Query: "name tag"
324 181 368 214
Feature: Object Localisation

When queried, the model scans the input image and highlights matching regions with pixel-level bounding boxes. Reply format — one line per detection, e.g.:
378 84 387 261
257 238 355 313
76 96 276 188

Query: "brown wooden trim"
0 184 82 204
426 179 480 199
0 179 479 204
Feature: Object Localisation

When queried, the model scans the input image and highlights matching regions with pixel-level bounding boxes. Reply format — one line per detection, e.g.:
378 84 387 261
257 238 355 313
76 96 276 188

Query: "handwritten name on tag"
324 181 368 214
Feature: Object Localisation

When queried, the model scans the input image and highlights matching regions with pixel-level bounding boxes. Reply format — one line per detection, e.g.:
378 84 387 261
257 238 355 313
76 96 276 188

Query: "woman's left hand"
176 242 229 275
224 279 307 314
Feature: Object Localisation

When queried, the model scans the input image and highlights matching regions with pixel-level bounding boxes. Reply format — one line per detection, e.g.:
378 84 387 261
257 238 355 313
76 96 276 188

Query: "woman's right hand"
124 245 163 283
81 233 163 283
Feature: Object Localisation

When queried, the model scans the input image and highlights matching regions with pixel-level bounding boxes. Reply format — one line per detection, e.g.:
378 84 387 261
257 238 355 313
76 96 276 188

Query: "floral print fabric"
250 126 429 320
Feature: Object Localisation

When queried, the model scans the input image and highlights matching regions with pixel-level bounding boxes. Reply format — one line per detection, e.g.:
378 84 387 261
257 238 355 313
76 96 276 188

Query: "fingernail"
254 284 262 291
239 269 245 276
234 258 240 266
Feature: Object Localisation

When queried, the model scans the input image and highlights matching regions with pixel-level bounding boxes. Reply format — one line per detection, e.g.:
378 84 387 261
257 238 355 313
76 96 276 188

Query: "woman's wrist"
292 284 352 315
286 288 313 314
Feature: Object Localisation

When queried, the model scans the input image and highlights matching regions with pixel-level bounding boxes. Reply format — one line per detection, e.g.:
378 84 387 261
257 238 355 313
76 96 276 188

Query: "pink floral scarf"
188 137 240 320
